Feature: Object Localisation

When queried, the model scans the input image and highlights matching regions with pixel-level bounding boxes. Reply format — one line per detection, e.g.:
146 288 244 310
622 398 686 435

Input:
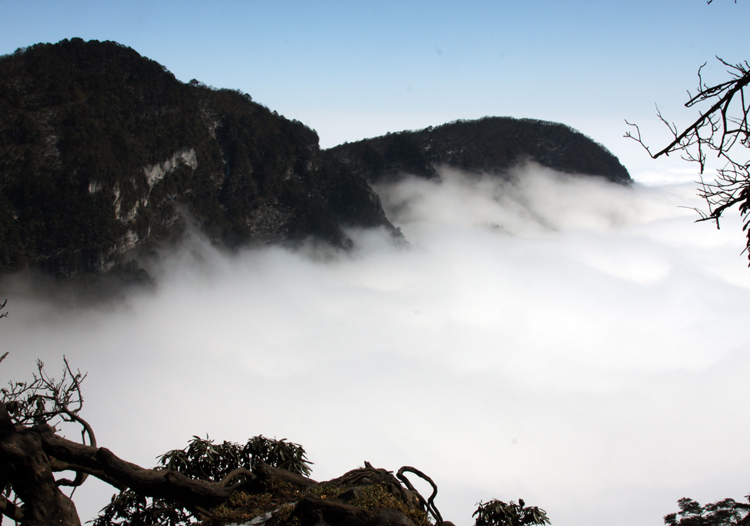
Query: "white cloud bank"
2 163 750 526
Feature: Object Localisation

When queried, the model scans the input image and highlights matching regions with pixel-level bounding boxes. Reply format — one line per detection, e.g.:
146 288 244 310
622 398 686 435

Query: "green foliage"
93 435 312 526
664 496 750 526
243 435 313 477
473 499 551 526
158 434 313 479
93 490 194 526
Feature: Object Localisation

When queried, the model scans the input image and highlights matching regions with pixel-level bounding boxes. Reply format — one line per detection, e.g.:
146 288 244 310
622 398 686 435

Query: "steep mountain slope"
328 117 632 185
0 38 631 280
0 38 393 277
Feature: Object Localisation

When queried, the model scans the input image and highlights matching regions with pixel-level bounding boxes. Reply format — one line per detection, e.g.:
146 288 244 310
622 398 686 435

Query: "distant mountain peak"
328 116 631 185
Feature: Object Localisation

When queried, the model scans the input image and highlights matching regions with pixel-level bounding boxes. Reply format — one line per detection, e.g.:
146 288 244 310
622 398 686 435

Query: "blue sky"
3 1 749 175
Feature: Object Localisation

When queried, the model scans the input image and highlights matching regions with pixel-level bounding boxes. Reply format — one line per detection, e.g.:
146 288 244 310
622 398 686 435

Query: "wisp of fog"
2 162 750 526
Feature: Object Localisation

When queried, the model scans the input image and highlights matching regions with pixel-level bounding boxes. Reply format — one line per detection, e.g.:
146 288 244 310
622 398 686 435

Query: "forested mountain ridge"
0 38 393 277
329 117 631 185
0 38 631 279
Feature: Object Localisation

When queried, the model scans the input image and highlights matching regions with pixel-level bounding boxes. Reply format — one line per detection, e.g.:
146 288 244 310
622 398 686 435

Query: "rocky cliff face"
0 39 394 277
0 38 631 280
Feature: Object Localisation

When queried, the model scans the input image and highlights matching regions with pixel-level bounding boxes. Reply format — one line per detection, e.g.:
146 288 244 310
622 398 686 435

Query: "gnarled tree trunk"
0 401 81 526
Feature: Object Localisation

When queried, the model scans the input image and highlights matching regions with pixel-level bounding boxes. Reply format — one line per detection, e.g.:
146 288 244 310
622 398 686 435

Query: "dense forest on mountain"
0 38 630 280
0 38 392 277
329 118 631 185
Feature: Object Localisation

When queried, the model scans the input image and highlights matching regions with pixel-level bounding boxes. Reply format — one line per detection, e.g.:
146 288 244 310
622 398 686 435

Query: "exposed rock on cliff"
0 38 394 277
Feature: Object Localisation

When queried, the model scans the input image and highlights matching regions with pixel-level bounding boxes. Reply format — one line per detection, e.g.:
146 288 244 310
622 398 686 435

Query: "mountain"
0 38 393 277
0 39 631 280
329 117 631 185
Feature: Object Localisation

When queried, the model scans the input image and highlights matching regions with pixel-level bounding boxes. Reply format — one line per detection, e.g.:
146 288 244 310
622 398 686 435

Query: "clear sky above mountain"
3 0 749 180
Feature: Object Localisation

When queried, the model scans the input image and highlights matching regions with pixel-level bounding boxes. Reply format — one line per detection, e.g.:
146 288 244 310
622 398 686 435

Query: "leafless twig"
625 57 750 260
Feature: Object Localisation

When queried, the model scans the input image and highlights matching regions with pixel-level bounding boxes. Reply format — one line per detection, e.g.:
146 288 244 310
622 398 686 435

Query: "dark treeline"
329 117 631 185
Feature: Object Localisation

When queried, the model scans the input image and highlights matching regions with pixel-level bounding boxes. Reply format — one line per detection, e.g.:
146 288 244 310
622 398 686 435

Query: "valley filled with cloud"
3 164 749 526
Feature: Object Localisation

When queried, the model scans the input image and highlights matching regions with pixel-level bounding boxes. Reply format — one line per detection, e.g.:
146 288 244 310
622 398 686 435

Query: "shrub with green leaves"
157 434 312 480
473 499 551 526
92 435 312 526
664 496 750 526
92 490 194 526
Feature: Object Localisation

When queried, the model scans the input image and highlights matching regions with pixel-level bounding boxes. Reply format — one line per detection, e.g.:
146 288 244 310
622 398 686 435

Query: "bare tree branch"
398 465 444 525
626 57 750 262
0 493 24 522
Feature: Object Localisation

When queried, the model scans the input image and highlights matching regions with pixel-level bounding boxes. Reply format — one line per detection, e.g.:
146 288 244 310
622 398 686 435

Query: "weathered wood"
0 401 81 526
2 400 446 526
253 460 318 489
38 428 240 511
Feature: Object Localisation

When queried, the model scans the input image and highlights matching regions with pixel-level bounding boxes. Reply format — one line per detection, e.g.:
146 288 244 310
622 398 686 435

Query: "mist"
2 162 750 526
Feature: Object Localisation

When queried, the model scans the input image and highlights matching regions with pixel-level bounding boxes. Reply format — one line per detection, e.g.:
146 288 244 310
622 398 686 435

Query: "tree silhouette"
626 55 750 261
664 496 750 526
0 359 450 526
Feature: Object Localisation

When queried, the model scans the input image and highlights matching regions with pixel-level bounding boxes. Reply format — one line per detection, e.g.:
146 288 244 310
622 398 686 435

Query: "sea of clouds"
2 162 749 526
